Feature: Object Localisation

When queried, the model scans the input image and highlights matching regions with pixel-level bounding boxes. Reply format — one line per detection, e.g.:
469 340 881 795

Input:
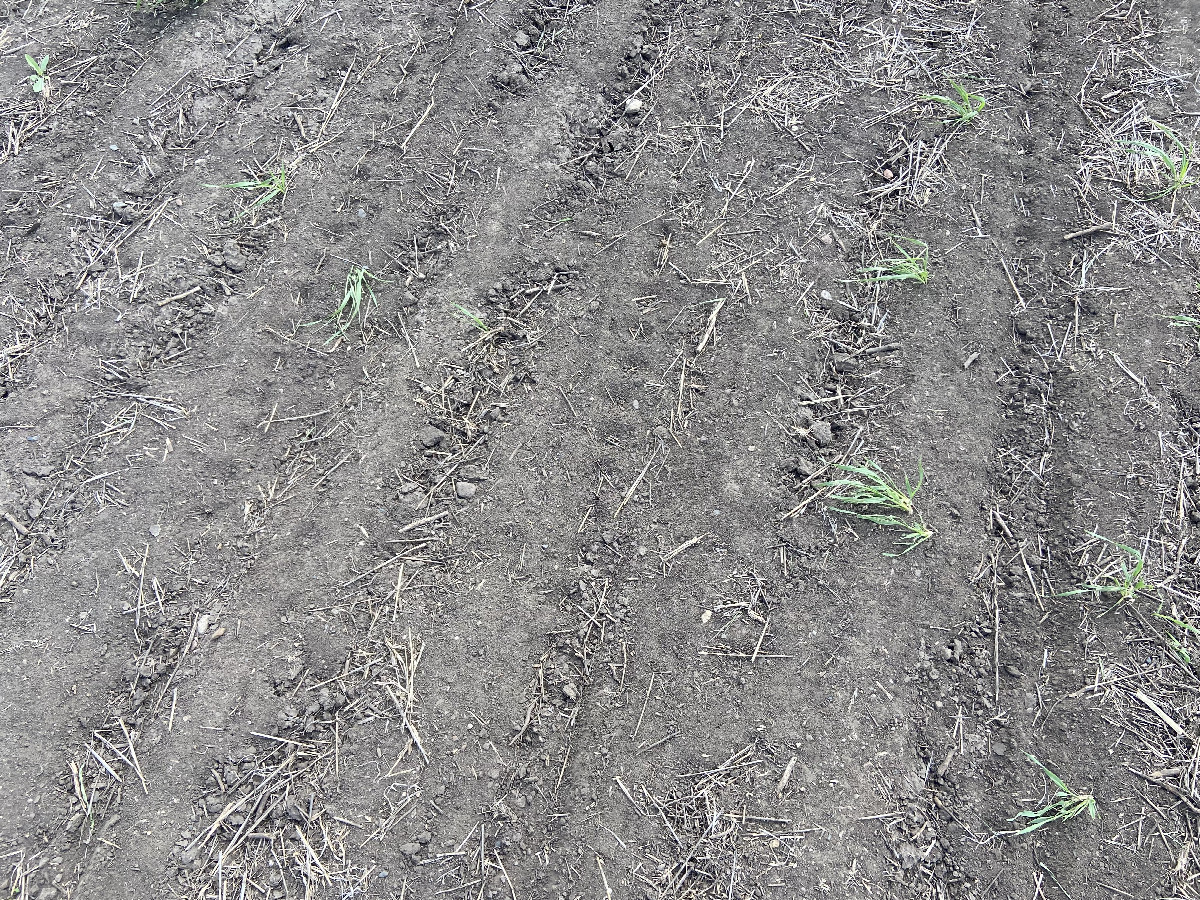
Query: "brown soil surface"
2 0 1199 897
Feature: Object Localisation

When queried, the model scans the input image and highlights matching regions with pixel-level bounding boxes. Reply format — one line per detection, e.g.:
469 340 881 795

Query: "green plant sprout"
451 302 488 331
25 55 49 95
1058 532 1150 606
857 236 930 285
1159 623 1194 667
820 461 934 555
821 461 921 515
1167 634 1192 667
1168 313 1200 331
1125 121 1197 199
304 266 380 343
1154 608 1200 667
921 78 985 125
206 165 288 220
858 514 935 556
1009 755 1097 835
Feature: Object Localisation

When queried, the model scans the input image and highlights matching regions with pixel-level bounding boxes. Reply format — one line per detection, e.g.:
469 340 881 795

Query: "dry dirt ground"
1 0 1200 897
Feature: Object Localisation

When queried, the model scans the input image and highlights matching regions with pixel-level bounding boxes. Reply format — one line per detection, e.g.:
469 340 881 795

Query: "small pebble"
418 426 446 449
221 239 246 273
624 97 644 115
455 481 476 500
819 289 833 302
808 420 833 447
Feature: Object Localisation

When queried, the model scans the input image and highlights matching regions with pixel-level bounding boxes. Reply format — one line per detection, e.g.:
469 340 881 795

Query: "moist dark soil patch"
2 0 1199 898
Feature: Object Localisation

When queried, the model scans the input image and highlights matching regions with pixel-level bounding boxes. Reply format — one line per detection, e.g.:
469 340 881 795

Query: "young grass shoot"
820 460 934 555
857 236 930 285
1059 532 1150 607
207 165 288 220
1168 313 1200 331
304 266 380 344
451 302 488 332
921 78 986 125
1125 120 1197 200
1155 608 1199 668
1009 755 1097 835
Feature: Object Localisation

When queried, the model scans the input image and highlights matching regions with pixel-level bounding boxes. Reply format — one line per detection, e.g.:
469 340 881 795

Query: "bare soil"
2 0 1199 897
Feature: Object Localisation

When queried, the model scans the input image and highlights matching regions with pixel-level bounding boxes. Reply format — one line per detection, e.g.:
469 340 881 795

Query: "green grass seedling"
853 513 935 556
332 266 378 341
1059 532 1150 607
1168 313 1200 330
25 55 49 95
1009 755 1097 835
820 461 934 554
1125 121 1197 199
207 165 288 219
921 78 985 125
1156 611 1197 666
451 302 488 332
1153 603 1200 668
304 266 380 343
857 236 930 285
821 461 922 516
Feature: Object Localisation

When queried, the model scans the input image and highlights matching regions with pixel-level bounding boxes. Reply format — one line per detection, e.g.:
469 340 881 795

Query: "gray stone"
809 420 833 447
418 426 446 449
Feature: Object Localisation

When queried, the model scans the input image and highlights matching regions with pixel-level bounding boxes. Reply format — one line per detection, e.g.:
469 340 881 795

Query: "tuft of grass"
206 165 288 220
821 461 921 516
1156 609 1198 667
25 54 49 95
921 78 986 125
1058 532 1150 606
1124 121 1197 199
451 302 488 332
820 461 934 555
857 236 930 285
304 266 380 343
1009 755 1097 835
1168 313 1200 331
856 514 935 556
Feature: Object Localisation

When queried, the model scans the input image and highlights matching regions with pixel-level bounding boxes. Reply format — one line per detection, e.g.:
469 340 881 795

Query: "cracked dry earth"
2 0 1200 897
